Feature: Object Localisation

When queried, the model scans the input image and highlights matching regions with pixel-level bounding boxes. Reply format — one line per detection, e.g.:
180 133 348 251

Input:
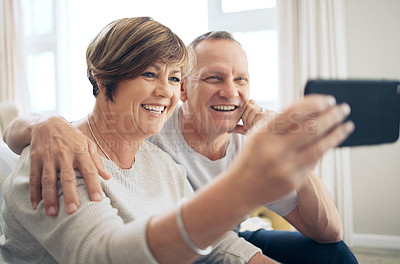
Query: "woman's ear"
180 81 187 102
95 78 107 95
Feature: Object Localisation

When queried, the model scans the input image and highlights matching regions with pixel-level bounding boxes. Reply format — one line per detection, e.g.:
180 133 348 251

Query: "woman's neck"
76 110 144 170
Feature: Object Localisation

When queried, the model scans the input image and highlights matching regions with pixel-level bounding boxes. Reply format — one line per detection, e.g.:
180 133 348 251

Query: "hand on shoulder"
28 115 111 216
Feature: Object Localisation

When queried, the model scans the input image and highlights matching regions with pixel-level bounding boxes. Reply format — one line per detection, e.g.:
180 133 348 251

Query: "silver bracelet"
176 198 212 256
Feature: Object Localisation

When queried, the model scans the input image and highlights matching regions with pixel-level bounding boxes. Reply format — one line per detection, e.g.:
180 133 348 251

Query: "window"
22 0 208 120
66 0 208 120
22 0 69 114
22 0 277 118
208 0 279 110
221 0 276 13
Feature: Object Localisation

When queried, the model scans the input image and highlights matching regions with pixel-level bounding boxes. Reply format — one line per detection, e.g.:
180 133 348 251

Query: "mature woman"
0 17 353 263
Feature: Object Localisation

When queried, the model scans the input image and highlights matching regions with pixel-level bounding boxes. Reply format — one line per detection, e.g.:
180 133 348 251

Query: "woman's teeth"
142 104 165 114
211 105 237 111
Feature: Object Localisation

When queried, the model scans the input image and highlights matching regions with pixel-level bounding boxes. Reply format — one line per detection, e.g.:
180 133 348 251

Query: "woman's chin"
143 124 165 137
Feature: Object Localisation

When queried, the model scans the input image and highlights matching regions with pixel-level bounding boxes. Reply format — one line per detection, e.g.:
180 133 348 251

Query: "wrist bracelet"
176 198 212 256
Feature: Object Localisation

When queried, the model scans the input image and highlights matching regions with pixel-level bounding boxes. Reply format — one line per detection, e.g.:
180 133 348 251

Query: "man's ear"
180 80 187 102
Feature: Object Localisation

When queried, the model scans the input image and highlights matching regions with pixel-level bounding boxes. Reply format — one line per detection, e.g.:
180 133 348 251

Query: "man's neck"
179 108 230 161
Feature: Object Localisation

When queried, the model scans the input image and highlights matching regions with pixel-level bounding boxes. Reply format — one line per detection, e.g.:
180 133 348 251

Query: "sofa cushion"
0 101 19 136
0 141 19 185
0 141 19 235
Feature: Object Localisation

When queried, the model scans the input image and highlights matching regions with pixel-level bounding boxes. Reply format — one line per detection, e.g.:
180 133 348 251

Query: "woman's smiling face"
106 61 181 138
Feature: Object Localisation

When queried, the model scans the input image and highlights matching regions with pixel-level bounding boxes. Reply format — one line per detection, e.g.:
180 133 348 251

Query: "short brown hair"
87 17 193 101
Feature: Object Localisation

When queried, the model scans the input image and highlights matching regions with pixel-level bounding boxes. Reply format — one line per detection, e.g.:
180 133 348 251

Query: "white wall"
345 0 400 247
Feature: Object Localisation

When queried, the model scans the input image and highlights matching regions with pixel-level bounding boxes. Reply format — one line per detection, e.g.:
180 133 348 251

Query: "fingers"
29 150 42 210
268 101 354 185
270 95 337 134
236 95 355 206
75 151 104 202
37 147 79 216
241 100 258 127
60 140 108 214
40 159 59 217
27 116 108 216
288 120 355 176
36 148 106 217
237 100 273 134
310 120 354 161
30 147 60 217
281 102 351 151
58 163 79 214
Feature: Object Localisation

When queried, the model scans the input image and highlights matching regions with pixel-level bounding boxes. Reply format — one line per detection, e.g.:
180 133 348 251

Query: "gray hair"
189 31 241 48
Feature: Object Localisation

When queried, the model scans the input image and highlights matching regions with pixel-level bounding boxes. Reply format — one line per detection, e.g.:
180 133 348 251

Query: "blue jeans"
239 229 358 264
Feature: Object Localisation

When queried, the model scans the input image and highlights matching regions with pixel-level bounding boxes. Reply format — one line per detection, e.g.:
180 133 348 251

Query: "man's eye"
169 77 181 83
205 76 221 82
236 77 248 84
142 72 156 78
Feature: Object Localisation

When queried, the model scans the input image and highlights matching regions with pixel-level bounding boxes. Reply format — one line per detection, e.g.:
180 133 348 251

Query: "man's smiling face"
181 39 250 135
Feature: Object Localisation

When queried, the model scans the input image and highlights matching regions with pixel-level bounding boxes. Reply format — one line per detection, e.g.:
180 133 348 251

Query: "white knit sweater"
0 140 259 263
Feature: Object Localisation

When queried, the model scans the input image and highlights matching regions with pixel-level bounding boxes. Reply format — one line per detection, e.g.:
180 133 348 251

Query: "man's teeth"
211 105 237 111
142 105 165 113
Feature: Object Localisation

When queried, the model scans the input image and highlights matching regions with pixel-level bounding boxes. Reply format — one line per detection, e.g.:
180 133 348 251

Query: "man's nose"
219 79 239 98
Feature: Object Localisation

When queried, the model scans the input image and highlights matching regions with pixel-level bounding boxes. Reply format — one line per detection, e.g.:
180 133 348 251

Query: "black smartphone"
304 79 400 147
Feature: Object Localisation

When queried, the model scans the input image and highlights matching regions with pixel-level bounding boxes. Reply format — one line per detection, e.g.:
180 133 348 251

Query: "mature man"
148 31 357 263
4 31 357 263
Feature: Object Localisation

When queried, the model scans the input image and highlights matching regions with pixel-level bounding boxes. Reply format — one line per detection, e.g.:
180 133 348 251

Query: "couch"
0 101 20 235
0 100 19 181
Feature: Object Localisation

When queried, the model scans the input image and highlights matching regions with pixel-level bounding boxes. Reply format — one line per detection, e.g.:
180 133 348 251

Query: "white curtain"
276 0 353 243
277 0 348 107
0 0 29 112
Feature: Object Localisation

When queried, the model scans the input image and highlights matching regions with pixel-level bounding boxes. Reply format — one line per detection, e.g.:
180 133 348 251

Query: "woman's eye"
169 77 181 83
142 72 156 78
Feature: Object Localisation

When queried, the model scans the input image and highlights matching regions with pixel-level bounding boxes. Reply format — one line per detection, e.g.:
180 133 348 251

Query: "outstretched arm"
231 99 346 244
148 95 354 263
4 114 111 216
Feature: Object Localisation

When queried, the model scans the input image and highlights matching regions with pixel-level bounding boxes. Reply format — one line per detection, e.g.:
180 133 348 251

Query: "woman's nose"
154 80 174 98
